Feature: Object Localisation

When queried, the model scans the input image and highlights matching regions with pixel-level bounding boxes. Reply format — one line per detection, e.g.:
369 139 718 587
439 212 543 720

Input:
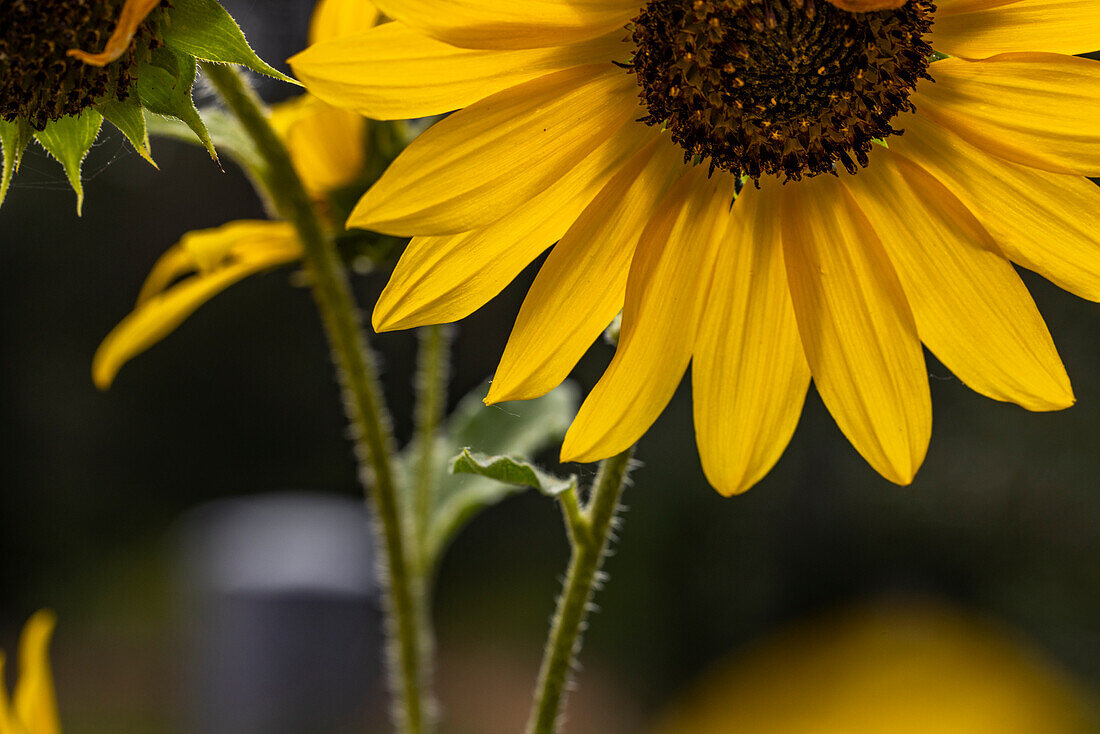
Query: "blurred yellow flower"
0 611 61 734
652 600 1098 734
292 0 1100 494
93 0 377 388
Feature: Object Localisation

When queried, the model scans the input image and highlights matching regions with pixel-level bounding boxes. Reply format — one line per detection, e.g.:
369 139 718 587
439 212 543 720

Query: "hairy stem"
413 324 451 569
200 62 432 734
526 448 635 734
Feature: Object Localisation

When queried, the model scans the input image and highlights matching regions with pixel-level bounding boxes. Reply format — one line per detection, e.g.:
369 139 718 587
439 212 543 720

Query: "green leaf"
146 106 266 180
135 46 218 162
33 110 103 215
98 100 156 167
0 117 33 208
419 382 579 563
163 0 298 84
450 448 575 497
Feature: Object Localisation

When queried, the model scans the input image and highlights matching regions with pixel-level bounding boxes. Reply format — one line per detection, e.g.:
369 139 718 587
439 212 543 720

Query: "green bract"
0 0 295 213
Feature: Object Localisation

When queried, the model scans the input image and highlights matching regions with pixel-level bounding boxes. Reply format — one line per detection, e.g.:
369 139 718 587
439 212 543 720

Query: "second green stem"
200 63 432 734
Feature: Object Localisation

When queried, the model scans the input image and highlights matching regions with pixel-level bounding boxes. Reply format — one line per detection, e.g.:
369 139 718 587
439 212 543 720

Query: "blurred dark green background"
1 4 1099 733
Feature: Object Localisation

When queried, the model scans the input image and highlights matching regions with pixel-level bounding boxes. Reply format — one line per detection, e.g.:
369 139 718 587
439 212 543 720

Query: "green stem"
526 448 635 734
200 63 431 734
413 324 451 569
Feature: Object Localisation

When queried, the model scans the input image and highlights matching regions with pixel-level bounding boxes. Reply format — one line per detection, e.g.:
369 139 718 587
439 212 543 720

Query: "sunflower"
92 0 377 389
291 0 1100 494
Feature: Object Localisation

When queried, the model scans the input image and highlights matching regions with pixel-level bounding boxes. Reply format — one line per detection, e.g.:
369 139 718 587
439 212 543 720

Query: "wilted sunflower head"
0 0 294 213
294 0 1100 495
0 0 168 131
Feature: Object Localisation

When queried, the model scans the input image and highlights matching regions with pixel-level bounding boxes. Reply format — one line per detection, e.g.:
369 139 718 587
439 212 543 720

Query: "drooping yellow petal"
368 0 639 50
930 0 1100 58
94 221 300 389
915 54 1100 176
891 112 1100 303
291 22 626 121
692 183 811 497
270 95 365 193
561 166 734 464
781 175 930 486
373 121 654 332
486 137 686 404
309 0 381 45
13 611 59 734
135 244 200 306
348 64 640 236
844 151 1073 412
67 0 161 66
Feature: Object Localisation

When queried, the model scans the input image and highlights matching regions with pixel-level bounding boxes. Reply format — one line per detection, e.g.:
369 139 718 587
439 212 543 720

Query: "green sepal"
0 117 33 208
33 110 103 215
163 0 298 85
146 107 265 177
415 382 579 564
450 449 576 498
135 47 218 163
98 100 156 167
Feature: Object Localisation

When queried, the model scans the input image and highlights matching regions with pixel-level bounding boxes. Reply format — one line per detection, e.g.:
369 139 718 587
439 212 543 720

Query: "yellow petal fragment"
487 137 686 404
13 611 59 734
935 0 1021 15
67 0 161 66
892 112 1100 302
845 152 1073 411
348 64 640 236
781 175 930 486
561 167 735 464
930 0 1100 57
915 54 1100 176
309 0 381 44
291 22 625 121
94 221 300 389
373 120 654 332
692 183 811 496
369 0 639 50
271 94 365 193
0 653 28 734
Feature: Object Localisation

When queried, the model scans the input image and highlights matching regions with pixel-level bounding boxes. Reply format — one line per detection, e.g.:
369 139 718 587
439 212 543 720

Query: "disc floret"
629 0 936 182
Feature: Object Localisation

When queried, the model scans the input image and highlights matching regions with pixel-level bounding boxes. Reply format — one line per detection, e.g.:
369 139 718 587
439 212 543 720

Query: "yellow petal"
368 0 639 50
373 121 654 331
271 95 366 193
561 166 735 463
487 137 686 404
0 653 27 734
291 22 625 121
135 244 199 306
13 611 59 734
94 221 300 389
781 175 930 486
348 64 640 236
67 0 161 65
931 0 1100 57
936 0 1021 15
309 0 380 44
916 54 1100 176
844 151 1073 411
692 183 811 496
892 112 1100 302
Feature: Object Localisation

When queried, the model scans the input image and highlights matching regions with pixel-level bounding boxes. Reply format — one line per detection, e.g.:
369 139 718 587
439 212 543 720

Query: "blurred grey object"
175 493 382 734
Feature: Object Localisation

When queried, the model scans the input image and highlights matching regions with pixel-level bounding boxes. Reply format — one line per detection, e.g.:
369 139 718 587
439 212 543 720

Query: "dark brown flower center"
0 0 166 130
629 0 935 181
